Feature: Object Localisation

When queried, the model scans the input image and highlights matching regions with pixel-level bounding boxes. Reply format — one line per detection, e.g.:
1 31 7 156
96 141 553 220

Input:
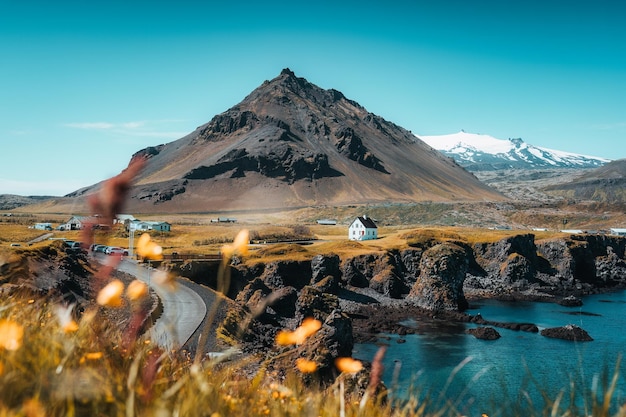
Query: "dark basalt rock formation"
334 126 388 173
559 295 583 307
408 243 469 311
184 146 343 184
466 327 501 340
311 254 341 283
540 324 593 341
340 252 409 299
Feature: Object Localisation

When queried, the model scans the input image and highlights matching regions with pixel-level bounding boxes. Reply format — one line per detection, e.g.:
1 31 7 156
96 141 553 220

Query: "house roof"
356 216 377 229
116 214 136 221
66 215 99 223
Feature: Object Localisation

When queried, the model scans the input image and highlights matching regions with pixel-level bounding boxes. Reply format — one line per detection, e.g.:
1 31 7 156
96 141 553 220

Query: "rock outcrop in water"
540 324 593 341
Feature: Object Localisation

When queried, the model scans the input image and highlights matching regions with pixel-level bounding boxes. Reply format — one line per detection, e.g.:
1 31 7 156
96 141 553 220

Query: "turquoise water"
353 291 626 416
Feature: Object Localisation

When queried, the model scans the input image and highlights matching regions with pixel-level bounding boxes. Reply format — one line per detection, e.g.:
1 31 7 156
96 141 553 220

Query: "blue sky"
1 0 624 196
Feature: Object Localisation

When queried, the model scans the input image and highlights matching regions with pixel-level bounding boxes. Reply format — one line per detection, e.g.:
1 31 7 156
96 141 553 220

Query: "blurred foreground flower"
87 157 145 226
137 233 163 261
295 358 318 373
126 279 149 301
80 352 104 364
151 269 177 291
54 303 79 333
0 319 24 351
335 357 363 374
97 279 125 307
276 317 322 346
222 229 249 259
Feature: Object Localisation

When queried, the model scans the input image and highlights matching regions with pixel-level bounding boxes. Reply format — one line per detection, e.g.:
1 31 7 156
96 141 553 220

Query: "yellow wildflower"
97 279 125 307
295 358 318 373
22 398 45 417
0 319 24 351
335 357 363 374
137 233 163 260
275 317 322 345
54 303 79 333
151 269 177 291
222 229 249 259
126 279 148 301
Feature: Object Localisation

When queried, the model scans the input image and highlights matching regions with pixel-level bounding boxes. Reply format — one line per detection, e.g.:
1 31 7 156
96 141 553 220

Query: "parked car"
94 245 108 253
105 247 128 256
64 241 85 252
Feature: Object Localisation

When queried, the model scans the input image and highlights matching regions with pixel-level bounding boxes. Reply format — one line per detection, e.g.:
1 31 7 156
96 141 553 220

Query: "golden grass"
2 282 626 417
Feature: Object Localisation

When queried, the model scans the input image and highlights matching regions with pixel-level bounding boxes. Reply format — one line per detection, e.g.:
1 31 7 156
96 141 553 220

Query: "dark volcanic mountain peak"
76 69 504 212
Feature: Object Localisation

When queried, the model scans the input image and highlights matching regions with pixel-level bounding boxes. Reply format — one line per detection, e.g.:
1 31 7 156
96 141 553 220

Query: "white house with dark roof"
348 215 378 241
60 215 105 231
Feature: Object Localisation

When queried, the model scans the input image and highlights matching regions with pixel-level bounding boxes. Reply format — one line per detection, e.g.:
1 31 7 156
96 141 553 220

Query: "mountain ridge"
42 69 505 213
418 131 610 171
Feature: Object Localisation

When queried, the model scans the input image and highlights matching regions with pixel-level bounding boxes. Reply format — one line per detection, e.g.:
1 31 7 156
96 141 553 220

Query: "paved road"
116 258 208 350
27 233 53 245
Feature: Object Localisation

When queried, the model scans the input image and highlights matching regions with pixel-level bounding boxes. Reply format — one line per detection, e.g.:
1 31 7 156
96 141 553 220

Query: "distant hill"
0 194 55 211
39 69 502 214
542 159 626 203
418 131 610 171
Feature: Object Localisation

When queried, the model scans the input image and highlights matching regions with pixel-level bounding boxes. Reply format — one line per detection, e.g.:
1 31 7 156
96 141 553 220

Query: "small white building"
348 215 378 241
610 228 626 237
60 215 104 231
34 222 52 230
115 214 136 224
130 220 171 232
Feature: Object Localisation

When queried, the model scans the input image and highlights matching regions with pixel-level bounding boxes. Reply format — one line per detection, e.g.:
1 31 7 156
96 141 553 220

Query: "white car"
105 247 129 256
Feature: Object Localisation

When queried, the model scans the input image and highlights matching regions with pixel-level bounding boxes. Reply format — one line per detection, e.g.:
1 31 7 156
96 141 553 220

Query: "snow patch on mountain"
417 131 610 171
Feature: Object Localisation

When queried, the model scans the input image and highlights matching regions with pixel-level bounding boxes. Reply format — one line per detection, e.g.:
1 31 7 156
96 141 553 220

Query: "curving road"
115 258 208 351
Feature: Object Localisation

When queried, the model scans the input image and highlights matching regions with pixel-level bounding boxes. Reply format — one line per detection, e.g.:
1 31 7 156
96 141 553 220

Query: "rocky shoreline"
170 232 626 372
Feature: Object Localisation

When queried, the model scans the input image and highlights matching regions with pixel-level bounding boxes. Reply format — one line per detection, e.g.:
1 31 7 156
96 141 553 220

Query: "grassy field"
1 271 625 417
2 209 625 416
1 213 568 262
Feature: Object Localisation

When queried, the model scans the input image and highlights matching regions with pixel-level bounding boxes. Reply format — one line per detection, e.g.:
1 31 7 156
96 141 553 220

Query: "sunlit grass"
3 285 626 416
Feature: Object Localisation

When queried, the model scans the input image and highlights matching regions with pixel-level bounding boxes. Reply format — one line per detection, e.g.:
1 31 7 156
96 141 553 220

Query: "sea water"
353 290 626 416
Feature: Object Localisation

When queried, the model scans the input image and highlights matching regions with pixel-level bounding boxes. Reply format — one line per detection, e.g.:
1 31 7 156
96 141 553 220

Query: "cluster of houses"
30 213 626 243
35 215 171 233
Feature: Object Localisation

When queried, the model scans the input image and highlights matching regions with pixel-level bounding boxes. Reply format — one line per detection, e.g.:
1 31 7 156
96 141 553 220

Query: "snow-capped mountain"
417 131 610 171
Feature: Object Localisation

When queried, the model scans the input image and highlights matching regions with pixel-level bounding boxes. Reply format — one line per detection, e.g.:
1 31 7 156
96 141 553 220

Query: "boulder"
408 243 469 311
311 254 341 284
466 327 501 340
313 275 340 294
267 286 298 317
540 324 593 341
369 267 407 299
261 260 312 290
558 295 583 307
296 286 340 321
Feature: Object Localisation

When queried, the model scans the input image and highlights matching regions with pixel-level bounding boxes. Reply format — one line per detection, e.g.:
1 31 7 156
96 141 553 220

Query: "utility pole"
128 228 135 257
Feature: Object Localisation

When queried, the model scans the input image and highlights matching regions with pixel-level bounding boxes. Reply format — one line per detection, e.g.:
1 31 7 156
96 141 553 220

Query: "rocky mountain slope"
61 69 503 213
542 159 626 203
0 194 55 211
418 131 610 171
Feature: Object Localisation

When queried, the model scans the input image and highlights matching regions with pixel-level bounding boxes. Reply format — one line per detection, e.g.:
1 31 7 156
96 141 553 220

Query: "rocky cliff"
178 233 626 315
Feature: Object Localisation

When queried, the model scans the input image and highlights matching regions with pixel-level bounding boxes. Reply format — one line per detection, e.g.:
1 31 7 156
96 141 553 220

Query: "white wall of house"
129 221 171 232
348 218 378 241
